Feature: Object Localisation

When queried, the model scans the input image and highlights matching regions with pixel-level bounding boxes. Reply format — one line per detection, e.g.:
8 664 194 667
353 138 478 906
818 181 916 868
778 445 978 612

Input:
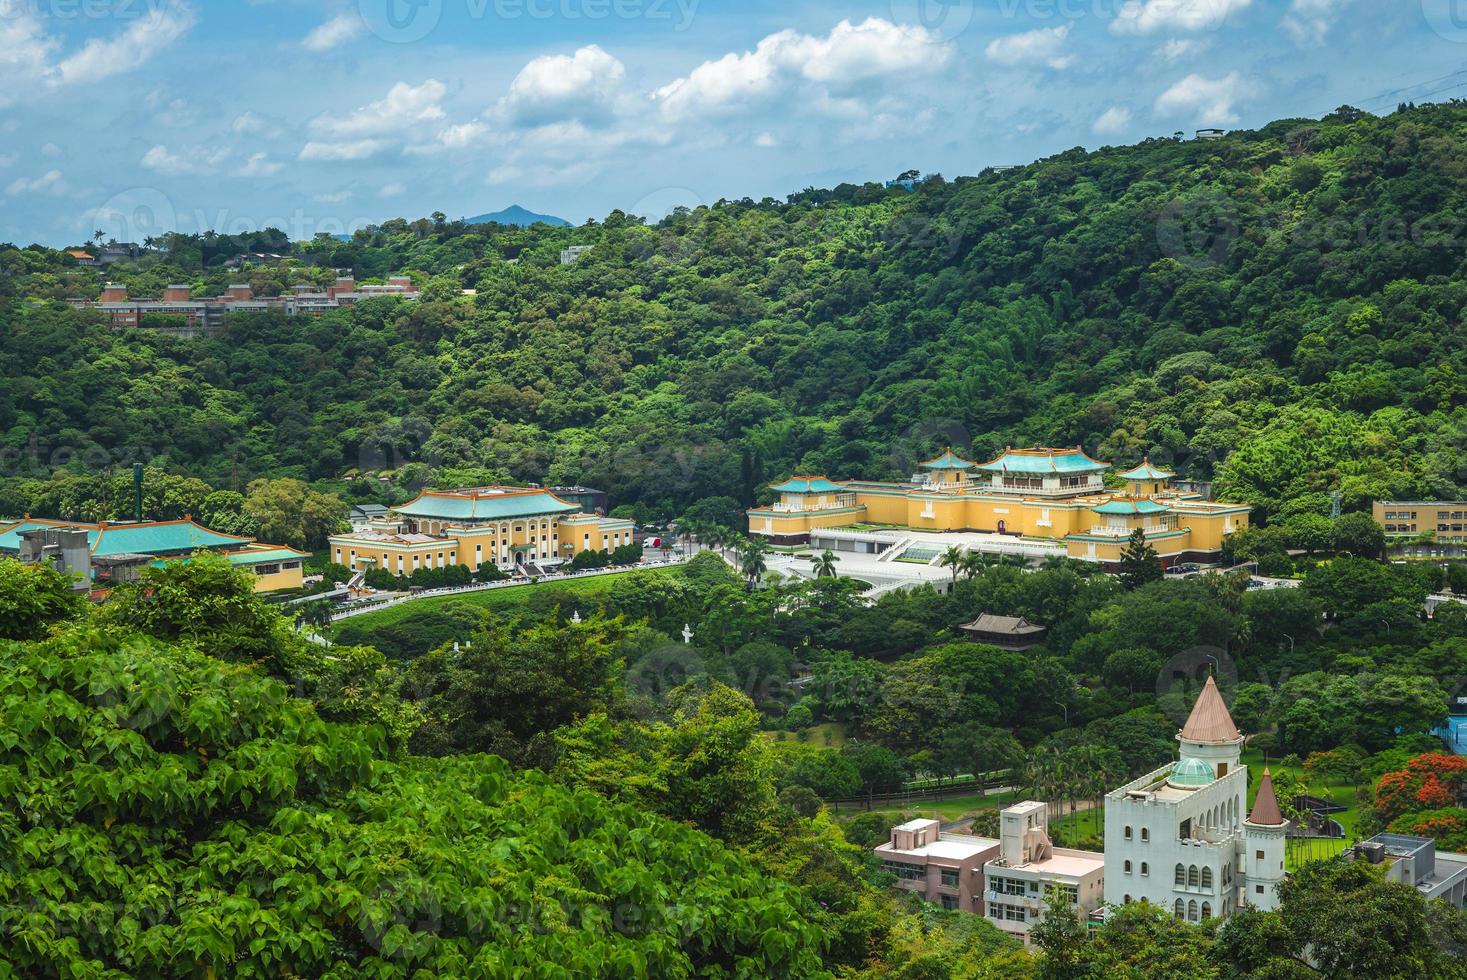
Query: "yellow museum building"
329 486 634 576
747 447 1250 567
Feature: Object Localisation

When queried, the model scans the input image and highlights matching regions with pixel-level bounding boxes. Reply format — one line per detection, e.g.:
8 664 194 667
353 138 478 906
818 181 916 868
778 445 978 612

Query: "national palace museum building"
328 487 634 577
747 447 1251 568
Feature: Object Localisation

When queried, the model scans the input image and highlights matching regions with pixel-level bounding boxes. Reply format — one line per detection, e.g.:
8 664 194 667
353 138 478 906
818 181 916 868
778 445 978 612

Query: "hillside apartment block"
1373 500 1467 558
75 275 420 331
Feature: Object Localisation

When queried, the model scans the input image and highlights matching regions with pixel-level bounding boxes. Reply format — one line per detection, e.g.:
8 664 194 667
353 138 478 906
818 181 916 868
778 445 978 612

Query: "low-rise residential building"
983 801 1106 946
76 275 420 330
874 818 998 913
0 518 308 593
328 487 634 577
1348 834 1467 908
750 449 1250 568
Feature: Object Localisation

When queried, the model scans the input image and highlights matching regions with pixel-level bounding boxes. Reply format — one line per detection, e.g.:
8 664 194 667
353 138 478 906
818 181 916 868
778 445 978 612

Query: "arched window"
1141 862 1149 877
1124 825 1133 840
1188 900 1199 922
1174 899 1185 919
1124 860 1132 874
1188 865 1200 887
1201 867 1213 890
1141 828 1150 842
1201 902 1212 920
1175 864 1186 885
1124 894 1132 905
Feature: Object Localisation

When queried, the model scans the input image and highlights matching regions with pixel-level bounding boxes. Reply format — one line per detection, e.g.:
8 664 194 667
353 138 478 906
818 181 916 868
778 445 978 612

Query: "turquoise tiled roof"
920 450 977 470
975 448 1110 474
769 477 847 494
394 490 579 521
1091 499 1171 516
92 521 254 557
1118 460 1175 481
0 521 101 553
224 549 308 566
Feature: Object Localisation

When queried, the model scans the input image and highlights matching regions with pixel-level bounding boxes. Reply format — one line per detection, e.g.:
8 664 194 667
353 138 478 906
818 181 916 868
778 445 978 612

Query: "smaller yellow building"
747 448 1250 568
329 487 635 576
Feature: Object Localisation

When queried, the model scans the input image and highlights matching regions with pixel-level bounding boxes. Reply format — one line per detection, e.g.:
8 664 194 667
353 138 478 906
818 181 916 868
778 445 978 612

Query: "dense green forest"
4 102 1467 522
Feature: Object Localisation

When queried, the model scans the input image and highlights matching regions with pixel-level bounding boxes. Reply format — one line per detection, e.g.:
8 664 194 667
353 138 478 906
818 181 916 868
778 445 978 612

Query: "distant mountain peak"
464 205 570 228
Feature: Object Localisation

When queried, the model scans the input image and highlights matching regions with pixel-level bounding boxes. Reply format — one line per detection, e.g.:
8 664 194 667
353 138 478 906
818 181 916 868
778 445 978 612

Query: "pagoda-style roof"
769 476 847 494
1248 769 1286 827
959 614 1046 637
1091 499 1171 517
92 519 254 558
393 488 579 521
1117 458 1175 481
974 447 1110 475
920 450 977 471
1179 675 1242 744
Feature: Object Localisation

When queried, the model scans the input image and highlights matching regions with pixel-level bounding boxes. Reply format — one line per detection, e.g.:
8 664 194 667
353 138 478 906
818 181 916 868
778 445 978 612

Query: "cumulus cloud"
299 138 390 161
1283 0 1343 44
234 152 283 178
141 144 195 176
304 11 366 52
5 169 65 196
232 112 270 135
379 182 406 198
1093 106 1133 135
0 0 194 104
314 79 448 137
1155 71 1253 125
1112 0 1252 35
654 18 951 121
1157 38 1210 62
499 45 629 127
985 25 1075 70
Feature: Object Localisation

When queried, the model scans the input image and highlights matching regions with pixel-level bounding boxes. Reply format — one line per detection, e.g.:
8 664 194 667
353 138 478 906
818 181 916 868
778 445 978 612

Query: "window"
1124 861 1132 874
1255 885 1265 895
1255 850 1264 861
1175 864 1186 885
941 895 959 911
1201 902 1212 920
1174 899 1185 919
1201 867 1213 890
882 861 926 881
1188 866 1199 888
1123 895 1132 905
940 868 960 888
1188 900 1198 922
1124 826 1132 841
1141 862 1149 877
1141 828 1150 842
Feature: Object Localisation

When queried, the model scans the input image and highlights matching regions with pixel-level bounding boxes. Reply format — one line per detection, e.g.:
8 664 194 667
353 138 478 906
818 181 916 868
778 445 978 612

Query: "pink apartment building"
874 818 999 913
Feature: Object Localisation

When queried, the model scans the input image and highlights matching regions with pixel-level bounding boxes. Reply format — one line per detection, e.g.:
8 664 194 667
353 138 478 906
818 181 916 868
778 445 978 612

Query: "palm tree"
938 545 965 585
738 538 769 591
810 549 839 578
960 550 987 580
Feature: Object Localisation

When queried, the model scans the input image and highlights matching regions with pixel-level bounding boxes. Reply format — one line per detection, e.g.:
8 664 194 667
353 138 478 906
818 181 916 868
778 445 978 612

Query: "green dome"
1169 757 1216 788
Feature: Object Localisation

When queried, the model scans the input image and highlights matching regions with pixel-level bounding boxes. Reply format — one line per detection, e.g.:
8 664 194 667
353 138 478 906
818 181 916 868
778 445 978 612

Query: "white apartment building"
982 800 1106 946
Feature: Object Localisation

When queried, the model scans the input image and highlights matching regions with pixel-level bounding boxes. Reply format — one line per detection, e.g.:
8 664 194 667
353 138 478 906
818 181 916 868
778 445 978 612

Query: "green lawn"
1050 806 1104 841
829 788 1022 824
327 565 682 636
766 722 849 749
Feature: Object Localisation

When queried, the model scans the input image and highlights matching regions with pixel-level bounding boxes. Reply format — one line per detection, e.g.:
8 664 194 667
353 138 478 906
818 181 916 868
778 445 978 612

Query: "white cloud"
1112 0 1251 35
1283 0 1342 44
1157 38 1209 62
433 121 489 149
1155 71 1253 125
500 45 628 127
141 144 196 176
55 2 197 86
5 169 64 196
313 80 447 137
755 132 778 147
304 11 366 52
985 25 1075 70
379 182 406 198
316 190 353 204
234 152 283 178
655 18 951 121
0 1 194 106
40 143 63 159
1093 106 1133 135
233 111 270 135
299 138 390 161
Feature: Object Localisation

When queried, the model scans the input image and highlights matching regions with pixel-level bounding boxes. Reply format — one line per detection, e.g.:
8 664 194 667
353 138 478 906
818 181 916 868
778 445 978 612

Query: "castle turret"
1177 675 1244 778
1244 769 1289 911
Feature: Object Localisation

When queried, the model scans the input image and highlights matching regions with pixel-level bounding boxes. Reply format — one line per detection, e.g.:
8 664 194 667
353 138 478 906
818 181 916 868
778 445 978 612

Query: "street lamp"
1050 697 1069 725
1279 632 1295 656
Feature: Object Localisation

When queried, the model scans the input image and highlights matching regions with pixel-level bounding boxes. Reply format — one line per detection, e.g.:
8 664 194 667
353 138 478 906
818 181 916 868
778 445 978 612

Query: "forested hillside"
4 102 1467 520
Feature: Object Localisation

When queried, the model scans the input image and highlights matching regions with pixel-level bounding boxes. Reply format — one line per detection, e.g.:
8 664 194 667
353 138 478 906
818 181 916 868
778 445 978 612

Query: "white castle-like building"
1104 676 1289 921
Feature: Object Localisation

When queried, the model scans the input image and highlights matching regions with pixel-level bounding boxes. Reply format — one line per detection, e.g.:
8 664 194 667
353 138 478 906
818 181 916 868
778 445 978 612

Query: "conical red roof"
1179 675 1241 743
1248 769 1286 826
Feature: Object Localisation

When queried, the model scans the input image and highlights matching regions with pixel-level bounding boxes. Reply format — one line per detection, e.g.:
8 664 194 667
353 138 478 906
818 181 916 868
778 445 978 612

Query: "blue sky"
2 0 1466 246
